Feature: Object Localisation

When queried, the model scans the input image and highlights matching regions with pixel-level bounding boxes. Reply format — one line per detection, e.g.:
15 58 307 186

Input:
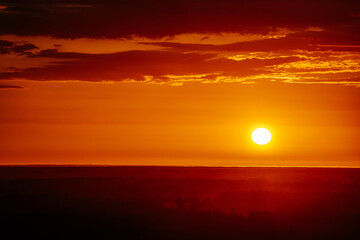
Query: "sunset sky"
0 0 359 166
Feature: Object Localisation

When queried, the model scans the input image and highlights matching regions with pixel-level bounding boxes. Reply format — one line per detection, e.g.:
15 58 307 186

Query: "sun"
251 128 272 145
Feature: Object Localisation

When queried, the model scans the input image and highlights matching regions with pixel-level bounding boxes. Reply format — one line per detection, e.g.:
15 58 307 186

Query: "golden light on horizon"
251 128 272 145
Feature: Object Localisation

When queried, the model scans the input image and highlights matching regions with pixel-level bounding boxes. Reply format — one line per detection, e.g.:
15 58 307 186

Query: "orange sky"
0 0 359 166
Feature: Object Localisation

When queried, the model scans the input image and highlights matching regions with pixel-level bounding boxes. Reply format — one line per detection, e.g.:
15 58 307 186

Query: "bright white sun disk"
251 128 272 145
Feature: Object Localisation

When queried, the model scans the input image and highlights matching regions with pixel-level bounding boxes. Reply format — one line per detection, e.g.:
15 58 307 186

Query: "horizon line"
1 164 360 169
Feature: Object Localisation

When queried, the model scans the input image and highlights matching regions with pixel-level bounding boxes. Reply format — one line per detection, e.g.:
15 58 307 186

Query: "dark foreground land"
1 166 360 239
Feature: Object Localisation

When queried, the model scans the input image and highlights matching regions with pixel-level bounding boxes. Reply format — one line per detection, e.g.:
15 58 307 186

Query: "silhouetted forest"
1 166 360 239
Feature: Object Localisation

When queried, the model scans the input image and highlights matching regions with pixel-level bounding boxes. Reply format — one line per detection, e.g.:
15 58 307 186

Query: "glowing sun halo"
251 128 272 145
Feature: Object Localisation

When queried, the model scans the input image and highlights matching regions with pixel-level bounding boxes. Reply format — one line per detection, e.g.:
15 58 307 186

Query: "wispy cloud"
0 84 23 89
0 0 359 86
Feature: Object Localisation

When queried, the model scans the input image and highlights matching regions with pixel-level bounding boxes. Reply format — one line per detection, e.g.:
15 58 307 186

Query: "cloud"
0 0 359 86
0 49 302 82
141 30 360 52
0 84 23 89
0 41 358 86
0 39 38 55
0 0 359 39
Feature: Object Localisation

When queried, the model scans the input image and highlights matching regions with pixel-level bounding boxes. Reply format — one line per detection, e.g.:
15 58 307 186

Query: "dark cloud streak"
0 39 38 55
0 0 359 85
142 30 360 52
0 49 301 82
0 84 23 89
0 0 359 39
